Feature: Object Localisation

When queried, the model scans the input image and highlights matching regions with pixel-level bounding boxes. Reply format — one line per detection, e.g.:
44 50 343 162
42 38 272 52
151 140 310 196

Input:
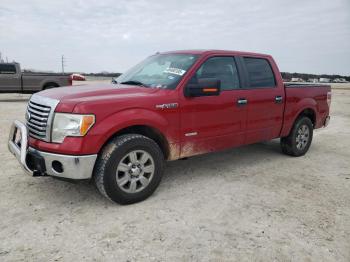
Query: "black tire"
94 134 165 204
280 116 313 157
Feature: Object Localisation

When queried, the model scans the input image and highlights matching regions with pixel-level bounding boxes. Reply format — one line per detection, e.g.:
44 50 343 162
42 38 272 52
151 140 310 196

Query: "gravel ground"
0 87 349 261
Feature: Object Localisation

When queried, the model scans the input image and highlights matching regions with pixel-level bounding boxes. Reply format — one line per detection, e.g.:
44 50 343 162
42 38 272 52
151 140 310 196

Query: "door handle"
275 96 283 104
237 98 248 106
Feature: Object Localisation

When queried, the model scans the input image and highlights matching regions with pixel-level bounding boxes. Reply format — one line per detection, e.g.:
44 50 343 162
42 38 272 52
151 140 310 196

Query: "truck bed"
281 83 331 137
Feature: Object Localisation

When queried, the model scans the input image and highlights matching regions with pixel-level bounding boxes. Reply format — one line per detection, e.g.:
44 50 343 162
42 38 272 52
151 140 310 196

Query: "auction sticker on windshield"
164 67 186 76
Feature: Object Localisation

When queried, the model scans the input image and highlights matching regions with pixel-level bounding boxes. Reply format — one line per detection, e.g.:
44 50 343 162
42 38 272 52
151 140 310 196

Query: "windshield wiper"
120 80 148 87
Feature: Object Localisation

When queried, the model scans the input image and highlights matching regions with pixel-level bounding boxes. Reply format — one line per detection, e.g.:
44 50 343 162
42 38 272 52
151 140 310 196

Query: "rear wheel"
280 116 313 157
43 83 59 90
94 134 164 204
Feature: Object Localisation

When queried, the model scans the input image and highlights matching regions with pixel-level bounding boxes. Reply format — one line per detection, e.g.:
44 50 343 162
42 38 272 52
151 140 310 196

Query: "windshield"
116 54 199 89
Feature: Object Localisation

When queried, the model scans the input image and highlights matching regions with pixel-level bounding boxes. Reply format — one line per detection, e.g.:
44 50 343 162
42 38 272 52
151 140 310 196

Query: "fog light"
52 160 64 173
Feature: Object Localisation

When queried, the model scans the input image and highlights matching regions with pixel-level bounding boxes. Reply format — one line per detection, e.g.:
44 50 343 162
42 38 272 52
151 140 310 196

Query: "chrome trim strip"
185 132 198 137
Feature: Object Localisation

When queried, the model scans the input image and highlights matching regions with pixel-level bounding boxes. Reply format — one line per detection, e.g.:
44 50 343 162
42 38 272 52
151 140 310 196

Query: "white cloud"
0 0 349 74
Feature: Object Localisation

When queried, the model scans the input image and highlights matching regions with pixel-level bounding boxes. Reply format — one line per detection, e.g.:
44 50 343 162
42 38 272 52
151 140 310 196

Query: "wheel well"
298 108 316 126
43 82 59 89
106 125 170 159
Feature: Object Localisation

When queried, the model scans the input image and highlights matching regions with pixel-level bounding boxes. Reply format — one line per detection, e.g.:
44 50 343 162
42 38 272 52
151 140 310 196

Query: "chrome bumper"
8 120 97 180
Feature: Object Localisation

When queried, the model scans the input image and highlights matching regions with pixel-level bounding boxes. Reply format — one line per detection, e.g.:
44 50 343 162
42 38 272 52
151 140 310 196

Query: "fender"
87 108 177 154
281 97 317 137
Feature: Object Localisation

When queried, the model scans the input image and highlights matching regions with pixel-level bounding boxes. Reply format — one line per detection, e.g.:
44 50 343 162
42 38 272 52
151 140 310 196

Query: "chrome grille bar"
27 107 50 117
28 101 51 112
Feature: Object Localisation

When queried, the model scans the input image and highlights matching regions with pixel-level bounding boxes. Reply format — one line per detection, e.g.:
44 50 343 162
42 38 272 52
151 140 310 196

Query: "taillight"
327 91 332 107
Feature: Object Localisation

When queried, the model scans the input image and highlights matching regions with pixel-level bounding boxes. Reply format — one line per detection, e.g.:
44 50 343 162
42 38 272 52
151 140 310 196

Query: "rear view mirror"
185 78 221 97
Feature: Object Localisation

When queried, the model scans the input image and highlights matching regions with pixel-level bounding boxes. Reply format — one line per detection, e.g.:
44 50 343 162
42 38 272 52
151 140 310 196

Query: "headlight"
52 113 95 143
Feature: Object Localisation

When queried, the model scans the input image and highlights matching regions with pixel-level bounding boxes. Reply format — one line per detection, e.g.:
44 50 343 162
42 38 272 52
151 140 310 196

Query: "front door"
179 56 247 158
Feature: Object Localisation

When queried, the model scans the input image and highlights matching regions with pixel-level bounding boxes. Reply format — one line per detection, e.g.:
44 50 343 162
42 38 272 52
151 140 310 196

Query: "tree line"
281 72 350 81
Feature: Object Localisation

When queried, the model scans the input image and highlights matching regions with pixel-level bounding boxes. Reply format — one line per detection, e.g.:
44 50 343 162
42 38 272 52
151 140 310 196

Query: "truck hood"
37 83 162 112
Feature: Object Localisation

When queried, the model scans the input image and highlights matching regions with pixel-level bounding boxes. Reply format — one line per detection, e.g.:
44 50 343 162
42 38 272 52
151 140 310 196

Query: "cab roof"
160 49 272 58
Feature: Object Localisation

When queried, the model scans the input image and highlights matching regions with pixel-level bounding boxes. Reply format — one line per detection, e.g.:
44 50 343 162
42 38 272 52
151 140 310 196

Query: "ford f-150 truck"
0 62 72 92
8 50 331 204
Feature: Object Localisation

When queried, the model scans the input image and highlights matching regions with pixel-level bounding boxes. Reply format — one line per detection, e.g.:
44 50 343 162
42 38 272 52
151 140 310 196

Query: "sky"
0 0 349 75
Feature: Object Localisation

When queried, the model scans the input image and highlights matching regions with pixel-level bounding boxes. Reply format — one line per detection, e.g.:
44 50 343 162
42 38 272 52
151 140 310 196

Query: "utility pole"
61 55 66 73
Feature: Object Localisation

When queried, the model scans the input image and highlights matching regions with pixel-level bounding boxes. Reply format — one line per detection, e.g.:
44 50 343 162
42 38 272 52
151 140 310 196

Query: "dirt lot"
0 84 349 261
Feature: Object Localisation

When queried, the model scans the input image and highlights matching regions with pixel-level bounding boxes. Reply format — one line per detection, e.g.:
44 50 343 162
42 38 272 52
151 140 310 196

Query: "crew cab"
0 62 72 92
8 50 331 204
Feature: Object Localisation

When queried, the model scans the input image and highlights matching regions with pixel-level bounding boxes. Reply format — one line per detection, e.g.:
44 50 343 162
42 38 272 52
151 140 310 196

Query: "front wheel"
280 117 313 157
94 134 164 204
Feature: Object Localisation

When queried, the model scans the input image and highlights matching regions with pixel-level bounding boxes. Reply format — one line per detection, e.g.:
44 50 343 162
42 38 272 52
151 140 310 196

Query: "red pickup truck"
8 50 331 204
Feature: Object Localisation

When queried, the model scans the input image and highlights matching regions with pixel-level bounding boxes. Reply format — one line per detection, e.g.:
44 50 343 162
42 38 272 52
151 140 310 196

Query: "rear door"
0 64 21 92
238 56 284 144
179 56 248 157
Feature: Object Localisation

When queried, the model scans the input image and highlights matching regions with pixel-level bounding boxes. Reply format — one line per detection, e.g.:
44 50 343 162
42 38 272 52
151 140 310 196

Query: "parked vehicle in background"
0 62 72 92
319 78 331 83
8 50 331 205
333 78 348 83
308 78 318 83
71 73 86 81
291 77 304 82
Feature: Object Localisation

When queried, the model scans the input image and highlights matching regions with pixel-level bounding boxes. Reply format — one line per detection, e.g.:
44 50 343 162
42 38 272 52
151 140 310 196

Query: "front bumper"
8 120 97 180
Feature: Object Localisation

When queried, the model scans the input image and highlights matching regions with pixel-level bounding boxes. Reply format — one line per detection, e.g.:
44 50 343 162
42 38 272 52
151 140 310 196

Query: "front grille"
26 101 51 140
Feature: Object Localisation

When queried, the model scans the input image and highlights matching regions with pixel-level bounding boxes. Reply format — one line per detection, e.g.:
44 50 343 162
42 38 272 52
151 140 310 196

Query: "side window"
243 57 275 88
0 64 16 74
191 57 240 90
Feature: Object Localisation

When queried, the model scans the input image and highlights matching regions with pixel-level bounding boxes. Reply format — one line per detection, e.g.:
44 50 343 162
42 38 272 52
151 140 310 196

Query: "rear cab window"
190 56 240 91
0 64 17 74
243 57 275 88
